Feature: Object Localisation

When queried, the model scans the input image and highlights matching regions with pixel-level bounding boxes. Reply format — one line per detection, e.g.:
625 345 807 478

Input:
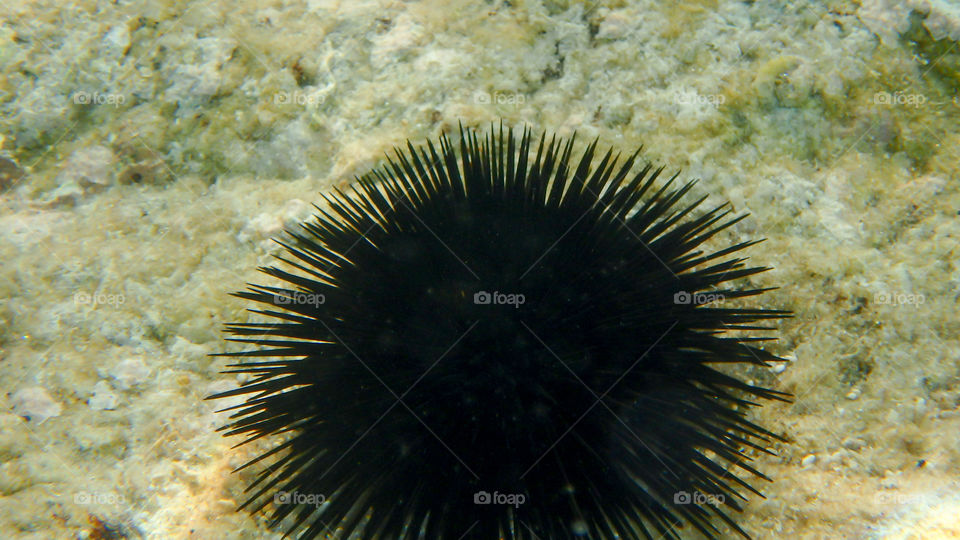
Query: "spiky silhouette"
209 124 791 539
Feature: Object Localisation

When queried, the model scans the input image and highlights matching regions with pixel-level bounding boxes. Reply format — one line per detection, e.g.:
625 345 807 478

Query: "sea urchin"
209 124 791 539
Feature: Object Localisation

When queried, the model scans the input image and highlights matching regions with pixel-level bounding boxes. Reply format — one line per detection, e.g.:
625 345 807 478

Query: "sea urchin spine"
209 124 791 539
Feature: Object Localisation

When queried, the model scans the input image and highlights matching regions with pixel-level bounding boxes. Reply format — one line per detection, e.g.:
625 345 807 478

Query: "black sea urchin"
209 124 791 540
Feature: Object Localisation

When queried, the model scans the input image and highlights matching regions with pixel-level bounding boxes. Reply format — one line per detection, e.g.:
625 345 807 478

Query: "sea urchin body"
210 124 791 539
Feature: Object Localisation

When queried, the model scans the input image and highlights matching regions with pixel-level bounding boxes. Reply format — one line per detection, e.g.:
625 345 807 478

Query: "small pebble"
237 211 283 244
111 357 150 390
842 437 866 451
800 454 817 467
596 9 631 40
88 381 119 411
56 145 117 191
846 387 861 400
43 181 84 207
169 336 207 361
10 386 62 423
772 353 796 374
